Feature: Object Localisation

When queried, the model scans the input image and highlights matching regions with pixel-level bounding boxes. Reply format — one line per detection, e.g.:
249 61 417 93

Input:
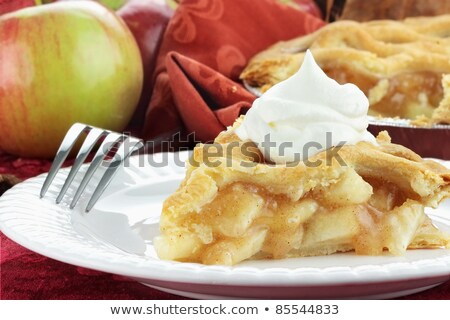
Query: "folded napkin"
143 0 325 142
0 0 36 15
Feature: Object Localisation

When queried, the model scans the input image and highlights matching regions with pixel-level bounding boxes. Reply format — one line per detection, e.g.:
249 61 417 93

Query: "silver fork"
40 123 144 212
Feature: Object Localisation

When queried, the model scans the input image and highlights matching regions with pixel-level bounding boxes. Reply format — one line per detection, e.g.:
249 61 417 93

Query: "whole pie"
154 118 450 265
240 15 450 125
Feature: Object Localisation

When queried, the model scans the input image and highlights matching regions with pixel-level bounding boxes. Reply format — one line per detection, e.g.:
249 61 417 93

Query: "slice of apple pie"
154 121 450 265
154 51 450 266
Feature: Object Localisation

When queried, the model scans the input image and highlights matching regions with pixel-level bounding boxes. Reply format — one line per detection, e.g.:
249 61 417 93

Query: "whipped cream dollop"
236 50 376 164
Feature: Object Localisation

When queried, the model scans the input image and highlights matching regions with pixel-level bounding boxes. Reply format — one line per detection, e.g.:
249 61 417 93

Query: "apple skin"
97 0 128 10
293 0 323 18
0 1 143 158
118 0 173 127
0 0 41 15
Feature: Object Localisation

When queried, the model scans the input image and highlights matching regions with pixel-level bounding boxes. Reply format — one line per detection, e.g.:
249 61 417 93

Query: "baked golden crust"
154 118 450 265
240 15 450 124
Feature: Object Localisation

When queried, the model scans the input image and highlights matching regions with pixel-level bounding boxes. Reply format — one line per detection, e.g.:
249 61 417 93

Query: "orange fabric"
142 0 325 142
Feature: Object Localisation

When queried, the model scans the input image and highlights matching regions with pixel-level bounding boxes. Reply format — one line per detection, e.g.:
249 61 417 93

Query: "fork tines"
40 123 144 212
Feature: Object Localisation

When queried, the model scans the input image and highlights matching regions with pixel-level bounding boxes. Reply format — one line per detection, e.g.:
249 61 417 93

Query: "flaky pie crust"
154 118 450 265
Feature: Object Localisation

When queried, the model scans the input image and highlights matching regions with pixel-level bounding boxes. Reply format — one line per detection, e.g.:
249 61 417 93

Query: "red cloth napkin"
142 0 325 142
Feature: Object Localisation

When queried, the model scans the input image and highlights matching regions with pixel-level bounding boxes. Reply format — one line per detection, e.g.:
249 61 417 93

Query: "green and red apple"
0 1 143 158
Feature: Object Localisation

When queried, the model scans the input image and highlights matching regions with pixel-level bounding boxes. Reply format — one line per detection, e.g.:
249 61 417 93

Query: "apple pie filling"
323 66 444 121
155 167 442 265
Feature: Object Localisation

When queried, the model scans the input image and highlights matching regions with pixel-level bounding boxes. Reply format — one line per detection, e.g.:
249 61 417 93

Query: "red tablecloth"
1 228 450 299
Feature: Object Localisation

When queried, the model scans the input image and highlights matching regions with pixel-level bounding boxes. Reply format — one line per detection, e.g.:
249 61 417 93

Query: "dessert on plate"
154 51 450 266
240 15 450 125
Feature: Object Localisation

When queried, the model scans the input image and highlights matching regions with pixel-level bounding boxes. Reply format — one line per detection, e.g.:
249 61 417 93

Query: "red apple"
118 0 173 127
0 1 143 158
0 0 41 15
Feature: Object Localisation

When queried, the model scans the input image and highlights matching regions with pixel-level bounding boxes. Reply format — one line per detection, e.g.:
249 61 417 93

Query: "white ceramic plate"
0 152 449 299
